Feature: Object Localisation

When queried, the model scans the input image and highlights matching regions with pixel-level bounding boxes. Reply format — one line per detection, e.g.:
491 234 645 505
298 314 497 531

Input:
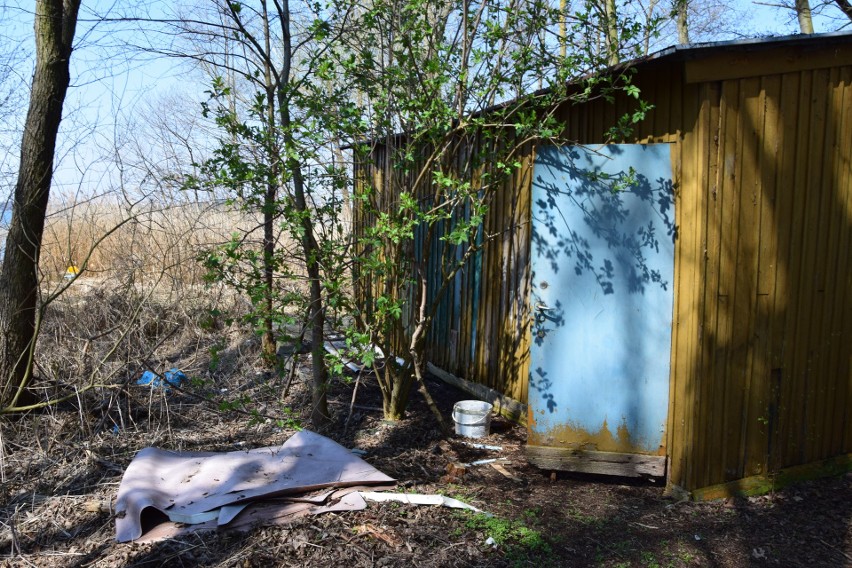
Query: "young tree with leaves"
342 0 652 426
177 0 362 429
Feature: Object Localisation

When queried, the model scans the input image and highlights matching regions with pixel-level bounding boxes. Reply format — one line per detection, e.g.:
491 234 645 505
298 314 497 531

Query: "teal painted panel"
529 144 676 454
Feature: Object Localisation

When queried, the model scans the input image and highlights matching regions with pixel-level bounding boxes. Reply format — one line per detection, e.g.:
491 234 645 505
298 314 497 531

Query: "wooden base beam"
525 445 666 478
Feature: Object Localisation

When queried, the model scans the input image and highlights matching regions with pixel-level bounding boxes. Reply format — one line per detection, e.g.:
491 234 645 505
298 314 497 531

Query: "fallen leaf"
354 523 402 548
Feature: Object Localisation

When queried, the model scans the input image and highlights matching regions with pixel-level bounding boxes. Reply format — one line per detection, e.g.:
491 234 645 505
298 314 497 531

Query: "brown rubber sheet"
115 430 395 542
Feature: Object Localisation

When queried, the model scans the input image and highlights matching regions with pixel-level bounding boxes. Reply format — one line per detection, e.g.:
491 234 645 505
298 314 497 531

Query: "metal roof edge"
635 30 852 66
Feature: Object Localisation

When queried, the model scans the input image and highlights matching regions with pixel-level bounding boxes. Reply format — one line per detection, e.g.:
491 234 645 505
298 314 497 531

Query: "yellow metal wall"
669 64 852 492
353 135 534 404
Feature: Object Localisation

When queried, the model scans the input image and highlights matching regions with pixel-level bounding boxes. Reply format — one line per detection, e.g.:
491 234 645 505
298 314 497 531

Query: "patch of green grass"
437 484 478 502
208 341 225 371
565 506 605 527
464 512 553 566
636 543 698 568
641 550 662 567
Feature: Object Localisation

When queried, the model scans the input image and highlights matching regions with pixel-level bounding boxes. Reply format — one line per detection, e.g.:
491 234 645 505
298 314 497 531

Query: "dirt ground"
0 345 850 568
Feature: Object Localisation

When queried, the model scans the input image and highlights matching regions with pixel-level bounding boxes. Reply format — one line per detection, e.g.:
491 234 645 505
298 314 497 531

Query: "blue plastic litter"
137 368 187 391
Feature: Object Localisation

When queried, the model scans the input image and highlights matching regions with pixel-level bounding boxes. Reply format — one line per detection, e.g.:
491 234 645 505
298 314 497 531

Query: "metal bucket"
452 400 493 438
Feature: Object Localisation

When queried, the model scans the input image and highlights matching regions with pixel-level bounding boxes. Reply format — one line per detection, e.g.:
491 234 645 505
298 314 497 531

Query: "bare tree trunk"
275 0 331 429
409 271 451 434
261 177 277 361
604 0 619 66
641 0 660 54
260 3 277 361
0 0 80 409
385 364 413 420
796 0 815 33
292 160 331 429
675 0 689 44
218 0 331 429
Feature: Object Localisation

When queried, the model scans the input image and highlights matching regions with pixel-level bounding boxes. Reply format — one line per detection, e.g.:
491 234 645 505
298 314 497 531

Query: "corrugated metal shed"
354 32 852 497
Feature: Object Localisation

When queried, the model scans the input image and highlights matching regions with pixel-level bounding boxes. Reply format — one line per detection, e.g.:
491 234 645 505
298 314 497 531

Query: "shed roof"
631 31 852 83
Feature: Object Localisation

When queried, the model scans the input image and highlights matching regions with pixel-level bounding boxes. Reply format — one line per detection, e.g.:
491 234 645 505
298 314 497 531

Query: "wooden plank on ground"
490 462 522 482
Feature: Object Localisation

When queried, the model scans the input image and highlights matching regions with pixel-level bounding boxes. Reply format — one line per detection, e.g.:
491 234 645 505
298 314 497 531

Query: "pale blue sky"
0 0 849 206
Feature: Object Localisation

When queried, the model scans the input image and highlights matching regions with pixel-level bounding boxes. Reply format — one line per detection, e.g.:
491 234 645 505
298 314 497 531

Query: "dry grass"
0 184 370 563
1 193 278 416
0 266 323 565
39 199 254 286
0 183 334 419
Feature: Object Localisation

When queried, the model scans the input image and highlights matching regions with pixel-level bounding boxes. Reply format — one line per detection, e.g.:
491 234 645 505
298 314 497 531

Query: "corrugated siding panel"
782 70 813 467
833 67 852 456
735 76 764 480
668 76 703 493
747 73 781 478
816 68 843 461
690 81 714 488
769 71 800 474
680 65 852 491
354 131 535 404
824 66 852 459
799 69 829 467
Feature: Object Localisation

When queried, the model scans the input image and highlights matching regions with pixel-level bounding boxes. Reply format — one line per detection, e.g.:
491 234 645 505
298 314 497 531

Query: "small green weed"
208 341 225 371
464 512 552 566
641 550 661 567
638 544 697 568
439 484 477 502
566 506 605 527
218 395 250 412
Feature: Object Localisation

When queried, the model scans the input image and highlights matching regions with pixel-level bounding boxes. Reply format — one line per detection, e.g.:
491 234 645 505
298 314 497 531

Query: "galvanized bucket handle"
452 409 490 426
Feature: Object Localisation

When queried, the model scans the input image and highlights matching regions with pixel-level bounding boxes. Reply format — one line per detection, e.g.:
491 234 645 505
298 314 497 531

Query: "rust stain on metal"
528 417 666 456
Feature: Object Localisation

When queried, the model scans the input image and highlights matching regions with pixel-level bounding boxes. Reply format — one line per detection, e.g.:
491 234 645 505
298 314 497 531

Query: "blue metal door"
527 144 675 474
